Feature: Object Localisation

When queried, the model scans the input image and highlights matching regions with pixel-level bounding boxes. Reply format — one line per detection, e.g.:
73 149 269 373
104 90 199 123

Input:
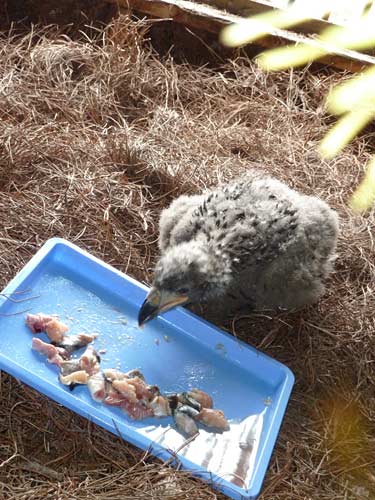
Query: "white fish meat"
87 372 106 402
55 332 98 354
59 370 89 389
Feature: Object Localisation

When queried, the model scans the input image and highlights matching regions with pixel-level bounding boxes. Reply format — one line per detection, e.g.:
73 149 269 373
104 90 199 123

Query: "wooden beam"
108 0 375 72
229 0 334 34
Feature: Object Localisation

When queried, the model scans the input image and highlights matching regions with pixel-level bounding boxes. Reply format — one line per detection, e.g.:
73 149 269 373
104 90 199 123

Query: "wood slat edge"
108 0 375 71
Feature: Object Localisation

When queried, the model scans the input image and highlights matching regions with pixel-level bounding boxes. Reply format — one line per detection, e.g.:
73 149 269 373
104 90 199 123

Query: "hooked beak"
138 287 189 326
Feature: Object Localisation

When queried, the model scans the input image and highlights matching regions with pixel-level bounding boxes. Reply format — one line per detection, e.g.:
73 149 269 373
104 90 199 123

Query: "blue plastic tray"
0 238 294 499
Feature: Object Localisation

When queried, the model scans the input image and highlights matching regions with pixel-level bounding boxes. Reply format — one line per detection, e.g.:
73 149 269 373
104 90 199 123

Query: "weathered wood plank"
204 0 334 34
110 0 375 71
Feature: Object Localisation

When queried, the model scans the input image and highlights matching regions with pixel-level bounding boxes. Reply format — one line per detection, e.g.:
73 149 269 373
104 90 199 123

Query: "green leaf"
319 110 373 159
350 156 375 212
327 66 375 115
220 8 313 47
257 44 325 70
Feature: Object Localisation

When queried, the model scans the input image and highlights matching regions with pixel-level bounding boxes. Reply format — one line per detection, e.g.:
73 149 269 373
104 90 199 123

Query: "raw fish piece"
111 379 138 403
44 318 69 343
32 338 69 366
87 372 106 402
59 358 82 376
127 376 158 402
26 313 55 333
26 313 69 342
187 388 213 409
195 408 229 431
80 345 101 376
104 391 130 407
147 385 160 397
178 392 201 411
59 370 89 389
149 395 171 417
121 400 154 420
103 380 140 407
124 369 145 381
55 333 97 354
166 394 179 411
103 369 127 381
173 405 199 437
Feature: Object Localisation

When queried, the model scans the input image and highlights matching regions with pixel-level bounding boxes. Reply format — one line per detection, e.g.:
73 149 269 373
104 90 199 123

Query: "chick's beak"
138 287 188 326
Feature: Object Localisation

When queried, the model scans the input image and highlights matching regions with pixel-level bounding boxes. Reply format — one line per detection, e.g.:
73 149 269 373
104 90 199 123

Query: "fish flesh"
149 395 172 417
103 379 154 419
195 408 229 431
54 333 98 354
178 392 202 411
103 368 146 381
59 370 89 389
103 368 127 381
173 405 199 437
121 400 154 420
124 369 145 381
32 337 69 366
107 369 158 403
44 318 69 343
127 376 158 403
167 394 179 412
187 388 213 409
104 388 130 407
27 314 227 437
26 313 69 343
26 313 56 333
59 358 82 376
87 371 106 402
111 379 138 403
80 345 101 376
59 342 99 376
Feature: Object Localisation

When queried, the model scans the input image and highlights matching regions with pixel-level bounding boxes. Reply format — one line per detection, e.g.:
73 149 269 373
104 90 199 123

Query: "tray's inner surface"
0 243 286 492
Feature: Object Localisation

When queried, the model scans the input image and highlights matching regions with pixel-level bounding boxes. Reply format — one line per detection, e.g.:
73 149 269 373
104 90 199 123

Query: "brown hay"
0 15 374 500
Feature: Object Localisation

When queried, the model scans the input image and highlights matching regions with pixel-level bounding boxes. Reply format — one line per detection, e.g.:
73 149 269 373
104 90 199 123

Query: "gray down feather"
154 171 339 317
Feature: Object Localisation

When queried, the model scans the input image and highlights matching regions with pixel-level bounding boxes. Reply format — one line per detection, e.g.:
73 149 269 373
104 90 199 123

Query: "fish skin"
173 407 199 437
55 333 98 354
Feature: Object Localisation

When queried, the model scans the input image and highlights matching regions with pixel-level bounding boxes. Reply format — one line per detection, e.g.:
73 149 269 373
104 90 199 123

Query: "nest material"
0 15 374 500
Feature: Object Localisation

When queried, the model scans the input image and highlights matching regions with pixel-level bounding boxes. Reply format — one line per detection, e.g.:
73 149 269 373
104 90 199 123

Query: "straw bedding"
0 13 374 500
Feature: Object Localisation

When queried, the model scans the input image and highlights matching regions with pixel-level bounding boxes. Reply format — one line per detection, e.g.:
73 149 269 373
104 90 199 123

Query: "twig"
0 450 18 468
0 308 33 316
18 458 64 481
0 292 40 303
162 433 199 467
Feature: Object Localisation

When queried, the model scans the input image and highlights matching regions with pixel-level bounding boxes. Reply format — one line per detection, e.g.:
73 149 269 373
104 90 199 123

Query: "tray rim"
0 237 295 499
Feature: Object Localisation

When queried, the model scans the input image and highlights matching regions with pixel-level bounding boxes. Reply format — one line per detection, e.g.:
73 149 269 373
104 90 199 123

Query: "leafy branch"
220 3 375 212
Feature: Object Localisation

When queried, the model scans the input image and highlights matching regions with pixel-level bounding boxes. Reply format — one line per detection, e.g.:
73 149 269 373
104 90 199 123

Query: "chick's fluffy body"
156 173 339 316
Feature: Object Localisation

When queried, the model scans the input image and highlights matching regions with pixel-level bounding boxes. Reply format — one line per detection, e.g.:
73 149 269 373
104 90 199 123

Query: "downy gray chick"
138 172 339 325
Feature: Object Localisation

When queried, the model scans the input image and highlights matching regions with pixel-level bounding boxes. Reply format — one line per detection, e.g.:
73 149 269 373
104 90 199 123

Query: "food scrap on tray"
27 312 229 437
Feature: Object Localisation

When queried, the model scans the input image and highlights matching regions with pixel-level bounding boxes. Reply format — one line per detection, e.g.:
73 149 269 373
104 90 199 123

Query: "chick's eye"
178 287 189 295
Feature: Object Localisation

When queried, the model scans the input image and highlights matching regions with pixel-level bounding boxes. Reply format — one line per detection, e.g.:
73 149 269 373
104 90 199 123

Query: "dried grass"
0 15 374 500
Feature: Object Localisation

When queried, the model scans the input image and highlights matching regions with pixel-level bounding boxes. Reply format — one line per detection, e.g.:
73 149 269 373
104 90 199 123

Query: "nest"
0 15 374 500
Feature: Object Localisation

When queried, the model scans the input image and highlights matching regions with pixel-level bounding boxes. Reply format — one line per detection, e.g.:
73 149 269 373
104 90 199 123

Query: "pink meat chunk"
32 338 69 366
26 313 55 333
127 376 158 403
26 313 69 343
121 400 154 420
80 345 100 376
